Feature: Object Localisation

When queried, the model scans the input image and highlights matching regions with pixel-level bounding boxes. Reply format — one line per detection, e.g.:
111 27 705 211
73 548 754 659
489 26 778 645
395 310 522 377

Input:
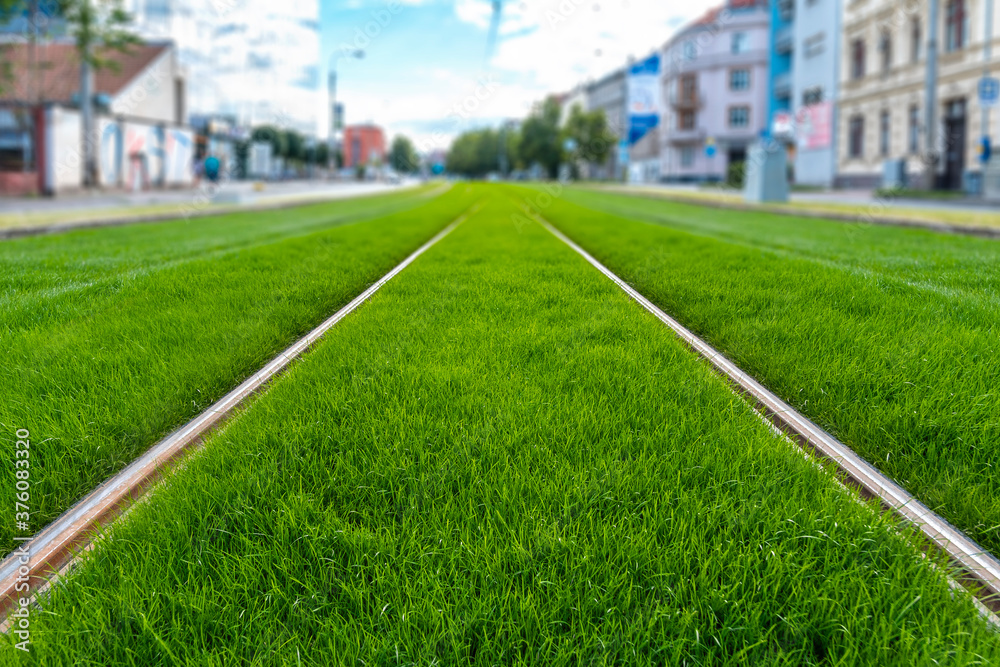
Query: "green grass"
874 187 966 201
520 184 1000 557
597 184 1000 229
9 190 1000 664
0 184 478 549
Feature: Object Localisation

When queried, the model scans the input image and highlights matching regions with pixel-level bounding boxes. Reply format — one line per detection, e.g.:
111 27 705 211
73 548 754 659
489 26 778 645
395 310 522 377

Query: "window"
910 18 922 63
683 40 697 60
945 0 967 51
680 146 695 167
851 39 866 79
679 110 696 130
804 33 825 58
879 30 892 73
778 0 794 21
908 105 920 153
0 109 35 172
879 110 890 156
680 74 697 104
849 114 865 158
731 32 748 54
730 69 750 91
729 106 750 128
802 87 823 106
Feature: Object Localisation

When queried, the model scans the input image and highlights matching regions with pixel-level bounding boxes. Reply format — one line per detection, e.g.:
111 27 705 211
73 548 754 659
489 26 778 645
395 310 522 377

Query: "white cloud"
346 0 719 152
459 0 715 91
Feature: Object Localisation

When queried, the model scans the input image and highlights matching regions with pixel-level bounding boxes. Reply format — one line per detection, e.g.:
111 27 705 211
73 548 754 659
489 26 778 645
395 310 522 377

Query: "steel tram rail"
0 203 481 621
531 208 1000 627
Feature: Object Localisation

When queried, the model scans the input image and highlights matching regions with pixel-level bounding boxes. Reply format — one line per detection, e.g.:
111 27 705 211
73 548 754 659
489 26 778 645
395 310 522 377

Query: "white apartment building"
838 0 997 190
660 1 771 182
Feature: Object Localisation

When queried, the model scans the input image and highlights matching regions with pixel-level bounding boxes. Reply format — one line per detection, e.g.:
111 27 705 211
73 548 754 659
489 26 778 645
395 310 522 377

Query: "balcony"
666 127 706 144
775 27 793 55
772 72 792 99
670 92 702 109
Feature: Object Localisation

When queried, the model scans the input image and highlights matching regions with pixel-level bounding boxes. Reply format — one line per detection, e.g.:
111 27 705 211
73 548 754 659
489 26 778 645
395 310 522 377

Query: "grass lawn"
598 184 1000 230
10 190 1000 664
521 184 1000 558
0 184 477 549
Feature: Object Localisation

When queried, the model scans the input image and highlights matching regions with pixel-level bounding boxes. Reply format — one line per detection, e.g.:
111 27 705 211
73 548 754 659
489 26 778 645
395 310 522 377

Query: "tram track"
0 202 481 621
527 205 1000 627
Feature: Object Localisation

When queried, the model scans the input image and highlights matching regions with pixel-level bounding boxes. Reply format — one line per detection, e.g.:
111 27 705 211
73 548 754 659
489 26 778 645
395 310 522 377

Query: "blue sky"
319 0 705 151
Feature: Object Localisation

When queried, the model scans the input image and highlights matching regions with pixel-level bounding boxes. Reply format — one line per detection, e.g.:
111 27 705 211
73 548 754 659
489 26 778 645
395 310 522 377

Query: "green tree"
518 96 563 178
283 130 305 163
562 104 611 178
57 0 140 187
252 126 287 160
0 2 14 94
389 135 420 173
314 142 329 168
445 128 499 178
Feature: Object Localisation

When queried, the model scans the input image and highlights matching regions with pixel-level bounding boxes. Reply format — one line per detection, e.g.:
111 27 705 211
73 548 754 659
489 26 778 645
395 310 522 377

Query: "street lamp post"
328 50 364 175
924 0 940 189
982 0 994 165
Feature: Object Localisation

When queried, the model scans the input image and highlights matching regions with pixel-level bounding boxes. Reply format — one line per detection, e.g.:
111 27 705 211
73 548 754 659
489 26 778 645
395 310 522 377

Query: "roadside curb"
0 183 425 242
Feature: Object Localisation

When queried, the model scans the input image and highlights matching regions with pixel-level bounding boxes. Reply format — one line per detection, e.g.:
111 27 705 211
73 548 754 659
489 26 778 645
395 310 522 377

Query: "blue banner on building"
627 53 661 146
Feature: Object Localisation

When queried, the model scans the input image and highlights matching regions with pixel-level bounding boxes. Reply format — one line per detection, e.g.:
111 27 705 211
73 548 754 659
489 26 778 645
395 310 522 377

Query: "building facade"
125 0 321 135
785 0 841 185
767 0 842 186
585 69 627 180
344 124 386 169
0 42 194 195
768 0 795 131
660 0 771 182
838 0 997 190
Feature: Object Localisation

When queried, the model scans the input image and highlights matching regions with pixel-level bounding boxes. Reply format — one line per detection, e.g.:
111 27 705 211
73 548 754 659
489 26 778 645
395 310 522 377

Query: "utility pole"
982 0 994 157
923 0 940 189
328 50 364 173
81 44 95 187
498 122 508 178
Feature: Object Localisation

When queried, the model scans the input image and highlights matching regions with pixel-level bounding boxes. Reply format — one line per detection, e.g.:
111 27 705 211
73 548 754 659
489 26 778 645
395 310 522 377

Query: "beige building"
839 0 998 190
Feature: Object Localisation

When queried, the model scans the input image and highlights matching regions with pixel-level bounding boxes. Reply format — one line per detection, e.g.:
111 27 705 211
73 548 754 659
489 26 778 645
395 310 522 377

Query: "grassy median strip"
12 191 1000 664
523 184 1000 558
0 185 476 549
594 184 1000 231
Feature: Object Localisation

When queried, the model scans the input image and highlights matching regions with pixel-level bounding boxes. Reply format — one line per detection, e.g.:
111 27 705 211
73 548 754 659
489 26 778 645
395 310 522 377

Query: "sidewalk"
604 183 1000 233
0 179 422 232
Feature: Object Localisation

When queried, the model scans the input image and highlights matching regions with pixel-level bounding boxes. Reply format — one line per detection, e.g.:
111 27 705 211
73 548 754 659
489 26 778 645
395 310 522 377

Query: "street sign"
979 77 1000 107
705 136 716 158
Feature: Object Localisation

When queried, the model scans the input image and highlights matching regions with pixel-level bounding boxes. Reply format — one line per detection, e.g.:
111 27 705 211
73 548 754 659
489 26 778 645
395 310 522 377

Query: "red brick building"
343 124 386 168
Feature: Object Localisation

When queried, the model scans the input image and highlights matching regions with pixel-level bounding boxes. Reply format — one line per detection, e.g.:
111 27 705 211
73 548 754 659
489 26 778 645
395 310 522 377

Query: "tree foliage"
252 126 287 159
389 135 420 173
445 128 500 178
282 129 304 162
314 142 329 167
57 0 139 71
562 104 611 170
517 96 563 178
